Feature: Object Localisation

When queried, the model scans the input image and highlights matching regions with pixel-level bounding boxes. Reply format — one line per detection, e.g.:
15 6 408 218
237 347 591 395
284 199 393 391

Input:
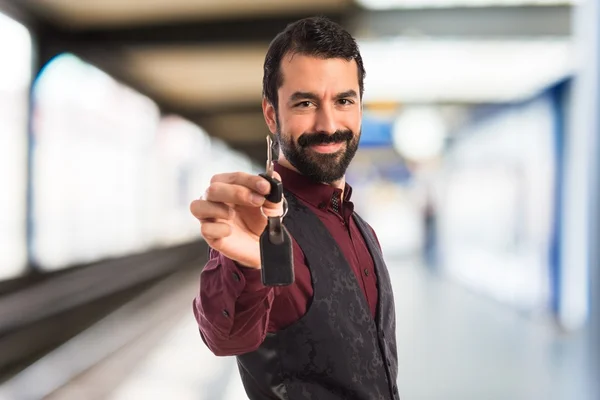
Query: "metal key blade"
266 136 274 177
259 135 282 203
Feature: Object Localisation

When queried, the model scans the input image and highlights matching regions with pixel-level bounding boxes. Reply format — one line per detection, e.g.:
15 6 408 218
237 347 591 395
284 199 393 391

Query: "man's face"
263 54 362 184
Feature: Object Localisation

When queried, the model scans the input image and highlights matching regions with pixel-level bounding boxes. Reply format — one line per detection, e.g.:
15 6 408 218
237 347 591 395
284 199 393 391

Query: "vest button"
232 272 241 282
222 309 230 318
364 269 369 277
392 385 398 394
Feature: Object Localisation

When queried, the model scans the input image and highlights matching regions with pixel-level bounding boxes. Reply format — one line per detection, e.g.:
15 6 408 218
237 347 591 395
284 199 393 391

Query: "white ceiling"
19 0 574 148
356 0 575 9
26 0 350 27
120 38 573 113
359 38 573 103
24 0 574 110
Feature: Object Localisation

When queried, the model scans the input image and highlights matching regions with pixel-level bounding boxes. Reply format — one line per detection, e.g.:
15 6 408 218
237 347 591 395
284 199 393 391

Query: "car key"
259 136 294 286
258 136 282 204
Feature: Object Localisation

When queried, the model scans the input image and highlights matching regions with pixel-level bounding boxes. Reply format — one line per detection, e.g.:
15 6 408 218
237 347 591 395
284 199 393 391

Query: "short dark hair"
262 16 366 111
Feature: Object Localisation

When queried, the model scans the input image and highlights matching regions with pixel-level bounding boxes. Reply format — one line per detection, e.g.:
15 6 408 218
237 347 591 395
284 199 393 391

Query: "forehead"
278 53 359 94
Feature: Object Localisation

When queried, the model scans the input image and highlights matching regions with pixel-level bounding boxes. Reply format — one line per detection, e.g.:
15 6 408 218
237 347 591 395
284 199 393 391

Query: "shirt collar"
274 162 353 209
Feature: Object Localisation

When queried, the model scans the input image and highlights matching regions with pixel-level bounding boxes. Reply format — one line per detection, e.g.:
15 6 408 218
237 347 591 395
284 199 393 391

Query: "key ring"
260 196 288 219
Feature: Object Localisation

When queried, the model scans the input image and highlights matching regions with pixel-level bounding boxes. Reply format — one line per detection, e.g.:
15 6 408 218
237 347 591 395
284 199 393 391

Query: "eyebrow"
334 90 358 100
288 89 358 104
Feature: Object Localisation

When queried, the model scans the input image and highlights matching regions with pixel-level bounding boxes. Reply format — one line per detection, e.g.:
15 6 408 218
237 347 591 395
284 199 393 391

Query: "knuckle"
228 171 246 186
235 187 251 203
210 173 224 184
228 172 241 183
254 175 266 186
205 183 219 199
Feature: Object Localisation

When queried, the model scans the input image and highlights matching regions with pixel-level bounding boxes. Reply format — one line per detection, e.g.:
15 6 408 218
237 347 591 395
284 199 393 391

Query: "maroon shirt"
193 163 380 356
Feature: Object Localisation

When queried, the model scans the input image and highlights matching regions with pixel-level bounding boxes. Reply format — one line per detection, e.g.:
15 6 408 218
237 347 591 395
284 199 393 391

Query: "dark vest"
237 192 399 400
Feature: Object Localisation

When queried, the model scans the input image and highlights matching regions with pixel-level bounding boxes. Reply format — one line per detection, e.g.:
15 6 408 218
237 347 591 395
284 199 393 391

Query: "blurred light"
0 11 31 279
359 38 573 103
32 53 162 270
437 92 557 310
0 13 31 91
392 106 447 162
356 0 577 10
158 115 211 160
153 115 213 246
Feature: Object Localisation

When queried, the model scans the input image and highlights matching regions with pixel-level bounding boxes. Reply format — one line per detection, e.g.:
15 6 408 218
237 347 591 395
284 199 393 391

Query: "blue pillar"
589 0 600 393
565 0 600 396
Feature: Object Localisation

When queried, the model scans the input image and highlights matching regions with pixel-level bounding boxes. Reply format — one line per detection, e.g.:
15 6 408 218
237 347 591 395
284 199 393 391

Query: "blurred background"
0 0 598 399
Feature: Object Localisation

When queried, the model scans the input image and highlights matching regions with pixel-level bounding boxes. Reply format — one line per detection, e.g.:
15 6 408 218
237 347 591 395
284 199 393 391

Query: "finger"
261 199 285 220
190 199 233 220
205 182 265 207
211 171 282 196
200 221 232 240
261 203 284 218
260 171 284 209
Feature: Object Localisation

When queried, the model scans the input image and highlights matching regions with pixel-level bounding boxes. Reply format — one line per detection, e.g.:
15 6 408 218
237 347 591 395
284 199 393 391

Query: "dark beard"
276 128 360 184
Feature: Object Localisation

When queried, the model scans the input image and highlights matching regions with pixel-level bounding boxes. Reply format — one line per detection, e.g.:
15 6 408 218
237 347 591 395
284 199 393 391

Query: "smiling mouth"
309 142 345 154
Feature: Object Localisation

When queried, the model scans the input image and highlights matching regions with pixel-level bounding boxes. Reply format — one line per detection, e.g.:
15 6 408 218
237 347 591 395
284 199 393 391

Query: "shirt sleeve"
192 248 275 356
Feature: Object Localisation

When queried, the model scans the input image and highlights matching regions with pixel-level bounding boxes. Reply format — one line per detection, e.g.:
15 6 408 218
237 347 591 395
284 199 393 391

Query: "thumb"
261 171 285 217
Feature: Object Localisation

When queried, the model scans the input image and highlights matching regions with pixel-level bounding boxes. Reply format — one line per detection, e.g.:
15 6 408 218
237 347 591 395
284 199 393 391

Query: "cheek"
280 114 312 139
345 112 362 134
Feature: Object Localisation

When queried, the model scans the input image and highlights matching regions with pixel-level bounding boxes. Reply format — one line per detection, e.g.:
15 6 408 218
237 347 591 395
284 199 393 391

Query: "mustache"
297 130 354 148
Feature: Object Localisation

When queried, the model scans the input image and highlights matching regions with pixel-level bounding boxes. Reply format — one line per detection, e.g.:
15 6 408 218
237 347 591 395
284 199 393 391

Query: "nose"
313 104 337 135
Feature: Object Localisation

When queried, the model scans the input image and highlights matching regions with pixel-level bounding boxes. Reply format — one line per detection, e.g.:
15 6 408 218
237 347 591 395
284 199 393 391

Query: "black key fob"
258 173 283 204
260 217 294 286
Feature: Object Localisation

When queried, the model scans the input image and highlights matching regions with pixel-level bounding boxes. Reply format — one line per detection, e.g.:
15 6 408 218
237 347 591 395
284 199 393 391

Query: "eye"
338 99 354 106
295 101 313 108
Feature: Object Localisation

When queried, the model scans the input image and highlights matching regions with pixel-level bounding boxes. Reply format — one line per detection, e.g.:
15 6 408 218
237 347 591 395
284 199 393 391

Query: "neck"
277 158 346 192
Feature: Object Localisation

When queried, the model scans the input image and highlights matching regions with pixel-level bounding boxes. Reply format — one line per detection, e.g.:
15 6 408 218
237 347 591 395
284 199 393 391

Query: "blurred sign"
359 114 393 148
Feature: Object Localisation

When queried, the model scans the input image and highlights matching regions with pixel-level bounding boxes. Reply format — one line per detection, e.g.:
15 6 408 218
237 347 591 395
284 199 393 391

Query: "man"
190 16 398 400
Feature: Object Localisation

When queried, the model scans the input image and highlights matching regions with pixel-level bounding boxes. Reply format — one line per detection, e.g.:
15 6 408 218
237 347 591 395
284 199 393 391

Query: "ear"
262 97 278 135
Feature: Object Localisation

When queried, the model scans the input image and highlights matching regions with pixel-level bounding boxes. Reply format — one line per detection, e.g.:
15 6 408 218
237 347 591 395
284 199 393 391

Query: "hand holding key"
257 136 294 286
190 169 284 269
190 136 293 283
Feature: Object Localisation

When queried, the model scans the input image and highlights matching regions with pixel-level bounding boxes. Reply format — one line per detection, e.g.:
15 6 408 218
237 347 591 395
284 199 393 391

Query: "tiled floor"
108 259 595 400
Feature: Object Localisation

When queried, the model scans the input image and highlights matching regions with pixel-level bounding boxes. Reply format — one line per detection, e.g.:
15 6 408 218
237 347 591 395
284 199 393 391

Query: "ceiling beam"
32 5 572 53
18 0 354 29
34 11 350 48
350 5 572 38
197 110 268 143
0 0 35 25
29 10 350 117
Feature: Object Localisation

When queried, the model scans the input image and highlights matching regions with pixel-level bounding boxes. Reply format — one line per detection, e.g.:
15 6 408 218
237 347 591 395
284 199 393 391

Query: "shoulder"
352 213 382 249
367 223 382 249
